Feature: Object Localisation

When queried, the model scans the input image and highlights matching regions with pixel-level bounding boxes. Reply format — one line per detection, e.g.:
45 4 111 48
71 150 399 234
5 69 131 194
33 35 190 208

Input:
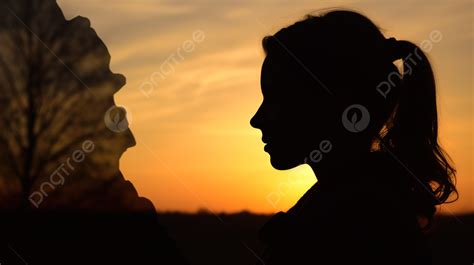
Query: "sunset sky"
58 0 472 214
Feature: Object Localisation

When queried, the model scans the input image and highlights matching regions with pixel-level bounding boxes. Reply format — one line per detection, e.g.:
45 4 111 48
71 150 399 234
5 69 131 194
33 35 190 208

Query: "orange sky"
58 0 473 214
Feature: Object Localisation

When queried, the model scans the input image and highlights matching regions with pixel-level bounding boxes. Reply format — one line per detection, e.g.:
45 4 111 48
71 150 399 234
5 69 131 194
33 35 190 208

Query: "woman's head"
250 10 457 224
251 10 401 169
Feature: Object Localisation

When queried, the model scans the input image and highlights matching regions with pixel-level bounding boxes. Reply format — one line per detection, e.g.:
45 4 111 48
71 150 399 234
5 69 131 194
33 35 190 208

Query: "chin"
269 154 302 170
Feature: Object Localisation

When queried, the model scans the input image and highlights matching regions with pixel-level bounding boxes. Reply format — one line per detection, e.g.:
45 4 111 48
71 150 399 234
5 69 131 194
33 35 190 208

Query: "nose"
114 73 126 90
125 128 136 148
250 105 263 129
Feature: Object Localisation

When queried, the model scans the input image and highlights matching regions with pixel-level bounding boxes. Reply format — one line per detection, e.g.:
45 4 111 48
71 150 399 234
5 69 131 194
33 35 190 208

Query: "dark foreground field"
157 212 474 265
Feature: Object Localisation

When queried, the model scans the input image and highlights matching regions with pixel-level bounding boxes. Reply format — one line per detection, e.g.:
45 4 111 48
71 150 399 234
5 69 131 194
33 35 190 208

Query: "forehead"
261 55 292 94
261 55 290 77
260 54 333 103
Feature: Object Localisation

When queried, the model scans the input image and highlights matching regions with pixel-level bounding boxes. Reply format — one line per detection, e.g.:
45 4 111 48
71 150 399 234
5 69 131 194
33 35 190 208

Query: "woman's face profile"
251 55 337 170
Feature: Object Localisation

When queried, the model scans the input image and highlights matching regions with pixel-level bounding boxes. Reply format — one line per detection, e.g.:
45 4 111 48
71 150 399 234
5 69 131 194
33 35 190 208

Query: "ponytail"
382 40 458 227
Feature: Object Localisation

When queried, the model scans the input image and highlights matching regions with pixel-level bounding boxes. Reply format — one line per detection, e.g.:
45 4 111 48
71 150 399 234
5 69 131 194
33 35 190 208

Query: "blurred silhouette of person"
0 0 187 264
251 10 457 265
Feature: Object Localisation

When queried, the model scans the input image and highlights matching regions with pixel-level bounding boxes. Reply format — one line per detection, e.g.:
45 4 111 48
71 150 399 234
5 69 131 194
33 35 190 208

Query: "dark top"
258 152 432 265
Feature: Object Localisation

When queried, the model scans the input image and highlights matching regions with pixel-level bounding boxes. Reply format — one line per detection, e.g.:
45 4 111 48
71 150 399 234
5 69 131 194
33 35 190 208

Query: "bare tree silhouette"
0 0 135 210
0 0 187 263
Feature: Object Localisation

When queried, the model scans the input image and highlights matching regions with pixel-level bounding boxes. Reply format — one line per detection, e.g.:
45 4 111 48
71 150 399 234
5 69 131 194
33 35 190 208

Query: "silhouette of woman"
251 10 457 265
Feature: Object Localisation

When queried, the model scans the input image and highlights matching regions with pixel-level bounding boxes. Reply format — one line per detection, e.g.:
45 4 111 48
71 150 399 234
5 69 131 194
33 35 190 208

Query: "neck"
308 146 373 186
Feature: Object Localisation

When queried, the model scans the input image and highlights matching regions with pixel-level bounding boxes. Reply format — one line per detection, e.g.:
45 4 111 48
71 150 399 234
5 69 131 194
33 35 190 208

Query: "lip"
264 143 270 152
